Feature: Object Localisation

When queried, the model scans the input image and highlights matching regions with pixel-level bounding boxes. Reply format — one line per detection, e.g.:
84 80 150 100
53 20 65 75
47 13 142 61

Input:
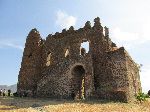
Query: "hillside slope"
0 84 17 93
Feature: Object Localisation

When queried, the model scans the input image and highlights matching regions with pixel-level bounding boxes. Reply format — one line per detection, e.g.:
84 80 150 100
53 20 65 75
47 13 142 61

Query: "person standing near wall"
3 89 6 97
0 89 2 96
8 89 11 96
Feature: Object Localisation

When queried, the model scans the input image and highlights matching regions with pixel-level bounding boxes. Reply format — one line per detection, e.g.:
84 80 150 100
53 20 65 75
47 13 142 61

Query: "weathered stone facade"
17 17 141 102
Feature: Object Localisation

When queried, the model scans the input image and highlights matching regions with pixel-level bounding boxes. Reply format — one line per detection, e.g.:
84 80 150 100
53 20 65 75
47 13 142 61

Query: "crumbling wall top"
45 17 106 41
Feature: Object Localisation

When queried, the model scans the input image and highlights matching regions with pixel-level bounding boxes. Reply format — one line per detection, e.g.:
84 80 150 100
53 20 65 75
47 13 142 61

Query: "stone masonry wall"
94 47 129 102
18 17 142 102
125 51 142 101
17 29 43 95
37 53 94 99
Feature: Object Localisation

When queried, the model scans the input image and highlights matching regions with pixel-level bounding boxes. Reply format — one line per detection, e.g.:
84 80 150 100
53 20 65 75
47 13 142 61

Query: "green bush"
145 94 150 98
148 90 150 96
136 92 149 103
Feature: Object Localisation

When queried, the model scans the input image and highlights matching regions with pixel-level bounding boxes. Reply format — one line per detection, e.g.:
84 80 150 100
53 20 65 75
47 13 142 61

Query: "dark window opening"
28 53 32 58
71 65 85 99
72 65 85 76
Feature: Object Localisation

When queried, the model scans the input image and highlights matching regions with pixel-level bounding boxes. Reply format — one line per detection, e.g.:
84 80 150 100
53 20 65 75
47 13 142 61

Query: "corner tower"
17 28 44 95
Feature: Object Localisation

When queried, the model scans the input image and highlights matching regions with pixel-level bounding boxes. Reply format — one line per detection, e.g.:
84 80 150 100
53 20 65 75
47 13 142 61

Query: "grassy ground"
0 97 150 112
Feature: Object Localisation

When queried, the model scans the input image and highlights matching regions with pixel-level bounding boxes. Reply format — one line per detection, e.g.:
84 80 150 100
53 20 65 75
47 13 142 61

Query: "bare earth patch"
0 97 150 112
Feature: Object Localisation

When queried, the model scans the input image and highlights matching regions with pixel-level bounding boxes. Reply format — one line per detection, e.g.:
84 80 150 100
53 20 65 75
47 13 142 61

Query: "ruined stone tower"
17 17 141 102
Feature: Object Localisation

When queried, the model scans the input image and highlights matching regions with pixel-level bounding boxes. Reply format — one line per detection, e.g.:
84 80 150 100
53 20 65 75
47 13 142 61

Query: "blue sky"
0 0 150 93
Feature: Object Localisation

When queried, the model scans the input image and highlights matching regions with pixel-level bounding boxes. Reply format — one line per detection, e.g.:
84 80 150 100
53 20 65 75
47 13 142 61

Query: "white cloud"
112 28 139 41
110 28 140 50
111 24 150 50
5 43 23 50
55 10 77 29
0 41 24 50
140 65 150 93
140 22 150 43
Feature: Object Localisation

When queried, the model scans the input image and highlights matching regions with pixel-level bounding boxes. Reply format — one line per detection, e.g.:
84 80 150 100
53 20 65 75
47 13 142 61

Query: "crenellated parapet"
46 17 106 40
84 21 92 30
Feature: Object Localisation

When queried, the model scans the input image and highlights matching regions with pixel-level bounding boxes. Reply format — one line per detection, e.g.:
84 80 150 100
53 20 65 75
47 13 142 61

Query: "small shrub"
13 92 18 97
136 92 148 103
145 94 150 98
148 90 150 96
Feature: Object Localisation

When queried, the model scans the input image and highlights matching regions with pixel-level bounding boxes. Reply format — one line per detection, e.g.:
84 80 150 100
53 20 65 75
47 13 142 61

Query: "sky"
0 0 150 93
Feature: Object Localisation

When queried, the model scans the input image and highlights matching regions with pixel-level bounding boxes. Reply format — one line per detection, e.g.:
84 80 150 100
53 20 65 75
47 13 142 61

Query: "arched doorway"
71 65 85 99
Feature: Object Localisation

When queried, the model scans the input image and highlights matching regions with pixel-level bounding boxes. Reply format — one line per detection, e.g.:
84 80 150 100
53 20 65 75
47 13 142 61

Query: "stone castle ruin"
17 17 141 102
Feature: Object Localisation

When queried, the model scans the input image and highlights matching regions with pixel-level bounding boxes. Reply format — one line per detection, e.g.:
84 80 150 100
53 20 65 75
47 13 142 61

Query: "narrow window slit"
65 49 69 57
46 52 51 66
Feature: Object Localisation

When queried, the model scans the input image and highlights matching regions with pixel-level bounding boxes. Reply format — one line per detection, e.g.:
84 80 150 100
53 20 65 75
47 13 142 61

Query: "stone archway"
71 65 85 99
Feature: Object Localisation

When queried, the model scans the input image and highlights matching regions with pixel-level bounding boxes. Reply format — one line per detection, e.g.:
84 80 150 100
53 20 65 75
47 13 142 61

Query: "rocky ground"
0 97 150 112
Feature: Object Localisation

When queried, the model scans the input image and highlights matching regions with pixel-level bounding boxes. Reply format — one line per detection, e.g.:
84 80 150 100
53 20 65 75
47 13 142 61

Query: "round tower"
17 28 43 96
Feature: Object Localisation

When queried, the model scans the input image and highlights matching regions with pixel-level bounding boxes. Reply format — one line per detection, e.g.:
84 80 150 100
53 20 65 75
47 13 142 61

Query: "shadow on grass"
0 96 76 111
78 98 126 105
0 96 124 111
